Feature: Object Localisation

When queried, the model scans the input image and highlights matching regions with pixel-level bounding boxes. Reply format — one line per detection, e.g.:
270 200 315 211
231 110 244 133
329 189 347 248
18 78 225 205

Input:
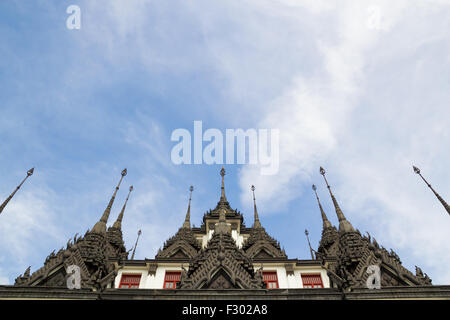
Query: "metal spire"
92 168 127 234
0 168 34 216
305 229 315 260
220 166 227 201
112 185 133 229
131 229 142 260
182 186 194 229
251 185 262 228
413 166 450 216
214 168 231 234
312 184 332 229
319 167 354 233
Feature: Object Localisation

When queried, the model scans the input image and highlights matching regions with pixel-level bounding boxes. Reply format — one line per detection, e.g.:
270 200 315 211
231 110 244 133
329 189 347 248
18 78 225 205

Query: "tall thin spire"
251 185 262 228
413 166 450 216
215 168 230 234
182 186 194 229
312 184 332 229
0 168 34 215
305 229 315 260
319 167 354 233
131 229 142 260
112 185 133 229
92 168 127 234
220 166 227 201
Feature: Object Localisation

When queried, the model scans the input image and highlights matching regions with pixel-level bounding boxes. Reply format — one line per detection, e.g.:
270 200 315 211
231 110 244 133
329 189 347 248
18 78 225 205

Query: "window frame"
118 273 142 289
301 273 324 288
262 271 279 289
163 271 182 289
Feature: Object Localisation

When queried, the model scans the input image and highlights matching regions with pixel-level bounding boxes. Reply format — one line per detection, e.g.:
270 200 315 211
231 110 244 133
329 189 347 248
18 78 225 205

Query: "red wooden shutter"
119 274 141 288
262 271 279 289
301 274 323 288
163 271 181 289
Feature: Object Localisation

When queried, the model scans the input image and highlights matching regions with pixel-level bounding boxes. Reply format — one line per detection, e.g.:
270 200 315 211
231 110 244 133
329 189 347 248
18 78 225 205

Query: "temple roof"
200 167 246 229
179 219 265 289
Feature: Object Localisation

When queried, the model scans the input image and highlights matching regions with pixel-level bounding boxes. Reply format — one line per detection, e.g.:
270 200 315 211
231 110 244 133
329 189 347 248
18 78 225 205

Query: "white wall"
253 263 330 289
115 268 148 289
115 263 330 289
148 265 183 289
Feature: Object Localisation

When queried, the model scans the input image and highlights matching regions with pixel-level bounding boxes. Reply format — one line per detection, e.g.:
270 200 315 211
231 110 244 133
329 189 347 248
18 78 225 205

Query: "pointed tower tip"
182 186 194 229
92 170 127 234
413 165 450 216
251 185 262 228
319 167 354 233
219 166 227 203
312 184 332 229
131 229 142 260
112 185 134 230
305 229 315 259
0 168 35 215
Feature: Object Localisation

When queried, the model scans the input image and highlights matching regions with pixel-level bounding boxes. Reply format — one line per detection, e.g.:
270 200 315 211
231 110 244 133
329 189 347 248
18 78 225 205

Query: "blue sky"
0 0 449 285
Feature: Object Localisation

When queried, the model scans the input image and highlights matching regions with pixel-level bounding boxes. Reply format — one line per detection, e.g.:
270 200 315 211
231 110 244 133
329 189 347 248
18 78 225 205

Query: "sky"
0 0 449 285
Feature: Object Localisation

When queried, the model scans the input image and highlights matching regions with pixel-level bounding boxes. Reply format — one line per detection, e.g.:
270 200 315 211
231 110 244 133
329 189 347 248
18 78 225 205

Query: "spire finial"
251 185 262 228
92 168 127 234
112 185 133 229
312 184 332 229
0 168 35 215
182 186 194 229
319 167 354 232
305 229 315 260
413 165 450 216
215 169 230 234
220 166 226 201
131 229 142 260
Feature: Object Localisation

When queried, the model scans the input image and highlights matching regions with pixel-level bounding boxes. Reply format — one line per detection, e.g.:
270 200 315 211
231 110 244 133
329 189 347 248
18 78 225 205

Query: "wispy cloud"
237 1 450 283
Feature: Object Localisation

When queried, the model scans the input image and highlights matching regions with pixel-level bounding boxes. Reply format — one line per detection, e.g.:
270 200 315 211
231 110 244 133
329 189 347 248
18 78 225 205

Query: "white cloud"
0 184 66 284
236 1 450 283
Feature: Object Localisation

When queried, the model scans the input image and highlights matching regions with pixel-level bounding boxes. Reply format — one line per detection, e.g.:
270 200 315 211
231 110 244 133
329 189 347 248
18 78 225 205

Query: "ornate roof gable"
179 208 265 289
315 167 432 290
156 186 201 260
242 226 287 259
14 169 129 290
156 227 201 259
14 230 117 290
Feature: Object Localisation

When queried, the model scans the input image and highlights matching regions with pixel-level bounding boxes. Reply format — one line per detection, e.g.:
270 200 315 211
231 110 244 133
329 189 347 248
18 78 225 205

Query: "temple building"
1 166 450 299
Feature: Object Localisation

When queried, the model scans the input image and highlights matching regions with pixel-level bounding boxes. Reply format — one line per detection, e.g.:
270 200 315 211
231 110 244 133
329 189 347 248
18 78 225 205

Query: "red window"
163 271 181 289
119 274 141 288
301 274 323 288
262 271 279 289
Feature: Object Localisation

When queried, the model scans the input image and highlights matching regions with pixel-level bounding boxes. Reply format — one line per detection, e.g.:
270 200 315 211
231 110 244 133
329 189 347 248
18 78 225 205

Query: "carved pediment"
242 227 287 259
35 267 67 287
254 249 275 259
171 249 190 259
204 269 238 289
246 241 286 259
156 241 199 259
179 231 265 290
